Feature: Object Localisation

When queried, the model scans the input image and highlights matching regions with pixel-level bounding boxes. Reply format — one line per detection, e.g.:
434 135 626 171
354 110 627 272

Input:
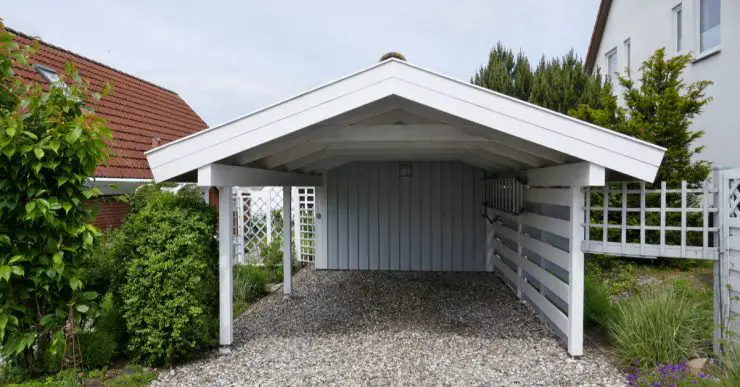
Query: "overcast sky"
3 1 599 126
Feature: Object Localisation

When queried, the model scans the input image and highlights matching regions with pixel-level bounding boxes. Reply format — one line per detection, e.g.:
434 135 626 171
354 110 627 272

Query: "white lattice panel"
233 186 316 264
294 187 316 263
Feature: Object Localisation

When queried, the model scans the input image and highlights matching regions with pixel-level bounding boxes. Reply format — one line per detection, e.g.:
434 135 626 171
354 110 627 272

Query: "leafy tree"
0 24 111 374
571 48 712 185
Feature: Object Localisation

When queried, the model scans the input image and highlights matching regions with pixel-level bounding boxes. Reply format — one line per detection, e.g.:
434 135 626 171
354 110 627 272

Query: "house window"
605 48 618 82
673 4 683 52
32 64 61 84
699 0 720 52
624 39 631 74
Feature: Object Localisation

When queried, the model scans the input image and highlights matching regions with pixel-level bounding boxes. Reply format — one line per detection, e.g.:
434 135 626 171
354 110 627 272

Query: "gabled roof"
8 27 208 179
585 0 613 74
146 58 665 183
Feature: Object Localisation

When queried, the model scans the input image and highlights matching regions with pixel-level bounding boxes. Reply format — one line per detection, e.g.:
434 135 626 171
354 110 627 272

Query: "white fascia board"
197 164 323 187
87 177 152 195
525 162 606 187
147 59 664 183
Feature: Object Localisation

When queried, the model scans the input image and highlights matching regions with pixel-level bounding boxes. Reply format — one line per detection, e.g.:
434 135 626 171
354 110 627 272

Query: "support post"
283 186 293 295
567 185 585 357
218 186 234 349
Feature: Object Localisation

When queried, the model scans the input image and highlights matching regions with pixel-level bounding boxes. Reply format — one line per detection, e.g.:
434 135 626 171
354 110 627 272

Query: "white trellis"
294 187 316 263
233 186 315 264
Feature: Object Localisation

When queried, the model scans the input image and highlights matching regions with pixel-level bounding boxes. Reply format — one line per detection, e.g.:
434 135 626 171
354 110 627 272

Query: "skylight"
32 64 61 84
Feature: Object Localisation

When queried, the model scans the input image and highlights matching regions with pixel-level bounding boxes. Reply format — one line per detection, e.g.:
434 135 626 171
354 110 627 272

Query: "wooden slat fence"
486 186 576 343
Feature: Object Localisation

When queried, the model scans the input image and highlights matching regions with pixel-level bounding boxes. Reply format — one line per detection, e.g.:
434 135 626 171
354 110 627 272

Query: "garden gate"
232 186 316 264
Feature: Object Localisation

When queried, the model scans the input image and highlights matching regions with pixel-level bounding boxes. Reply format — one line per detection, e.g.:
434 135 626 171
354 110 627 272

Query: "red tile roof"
8 27 208 179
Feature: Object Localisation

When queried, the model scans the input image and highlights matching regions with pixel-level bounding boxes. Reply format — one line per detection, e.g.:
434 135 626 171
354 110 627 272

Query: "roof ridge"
6 26 179 95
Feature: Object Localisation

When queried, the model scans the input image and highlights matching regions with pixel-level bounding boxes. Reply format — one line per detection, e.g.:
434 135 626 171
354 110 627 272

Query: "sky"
2 1 599 126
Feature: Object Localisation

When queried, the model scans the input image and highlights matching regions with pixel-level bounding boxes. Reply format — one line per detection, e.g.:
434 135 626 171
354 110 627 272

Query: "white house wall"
594 0 740 168
322 161 487 271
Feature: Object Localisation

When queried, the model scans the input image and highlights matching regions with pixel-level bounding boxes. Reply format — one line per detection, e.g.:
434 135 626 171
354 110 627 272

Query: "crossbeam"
198 163 323 187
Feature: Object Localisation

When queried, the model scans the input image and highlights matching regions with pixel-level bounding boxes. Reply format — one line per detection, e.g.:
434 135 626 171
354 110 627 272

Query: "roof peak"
5 25 179 95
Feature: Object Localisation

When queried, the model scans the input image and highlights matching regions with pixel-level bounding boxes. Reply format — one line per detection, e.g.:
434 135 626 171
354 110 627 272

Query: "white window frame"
672 4 683 53
32 64 61 84
694 0 721 60
605 47 618 83
623 38 631 76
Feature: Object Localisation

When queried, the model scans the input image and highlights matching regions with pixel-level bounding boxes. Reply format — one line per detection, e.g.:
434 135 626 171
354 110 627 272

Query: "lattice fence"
582 181 719 260
233 186 315 264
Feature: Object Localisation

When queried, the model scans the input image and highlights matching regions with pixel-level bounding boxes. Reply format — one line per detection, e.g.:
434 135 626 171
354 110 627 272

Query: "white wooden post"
567 185 585 357
314 175 328 269
236 191 245 264
283 186 293 295
218 186 234 348
266 188 273 243
293 187 301 263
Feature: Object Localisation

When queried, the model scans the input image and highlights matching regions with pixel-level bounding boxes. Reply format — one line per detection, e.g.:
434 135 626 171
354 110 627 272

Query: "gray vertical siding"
324 161 488 271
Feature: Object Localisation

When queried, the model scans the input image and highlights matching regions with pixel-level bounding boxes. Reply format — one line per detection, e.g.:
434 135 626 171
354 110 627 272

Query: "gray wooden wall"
324 161 487 271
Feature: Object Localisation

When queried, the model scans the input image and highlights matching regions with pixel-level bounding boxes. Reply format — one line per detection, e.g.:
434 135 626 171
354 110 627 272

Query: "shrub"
585 255 637 297
0 25 111 375
110 186 218 366
234 265 269 303
79 330 116 370
584 272 616 329
610 282 706 366
260 238 283 269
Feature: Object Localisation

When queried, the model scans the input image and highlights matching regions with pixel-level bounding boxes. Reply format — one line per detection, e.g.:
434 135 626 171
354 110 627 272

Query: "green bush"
585 255 637 297
110 185 218 366
584 272 616 329
610 282 706 366
234 265 269 303
79 330 115 370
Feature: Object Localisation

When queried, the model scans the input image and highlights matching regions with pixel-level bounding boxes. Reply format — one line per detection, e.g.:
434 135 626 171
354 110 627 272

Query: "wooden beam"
461 124 569 164
260 143 326 169
218 186 233 348
568 186 585 356
525 162 605 187
313 124 477 142
468 148 526 170
234 125 340 165
198 164 323 187
283 186 292 295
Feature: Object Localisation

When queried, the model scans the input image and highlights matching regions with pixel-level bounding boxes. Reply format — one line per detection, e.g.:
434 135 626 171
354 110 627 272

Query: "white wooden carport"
145 58 665 357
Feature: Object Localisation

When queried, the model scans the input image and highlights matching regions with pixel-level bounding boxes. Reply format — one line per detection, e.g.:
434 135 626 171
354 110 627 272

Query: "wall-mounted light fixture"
399 164 412 178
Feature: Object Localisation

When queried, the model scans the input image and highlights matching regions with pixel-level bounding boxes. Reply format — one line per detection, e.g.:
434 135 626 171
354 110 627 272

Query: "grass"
584 272 617 329
232 262 300 318
609 281 707 366
233 264 270 304
584 254 716 382
4 364 157 387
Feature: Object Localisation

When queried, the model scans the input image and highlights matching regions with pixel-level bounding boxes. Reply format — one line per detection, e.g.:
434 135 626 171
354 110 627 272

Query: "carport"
145 57 665 357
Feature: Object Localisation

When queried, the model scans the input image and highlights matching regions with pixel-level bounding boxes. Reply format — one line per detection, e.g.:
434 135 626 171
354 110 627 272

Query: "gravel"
154 268 624 386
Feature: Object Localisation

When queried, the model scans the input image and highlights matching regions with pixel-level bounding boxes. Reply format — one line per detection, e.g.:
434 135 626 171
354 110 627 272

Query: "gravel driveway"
155 268 623 386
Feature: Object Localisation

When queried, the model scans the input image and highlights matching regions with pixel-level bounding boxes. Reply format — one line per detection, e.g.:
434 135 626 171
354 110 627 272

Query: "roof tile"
8 28 208 179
